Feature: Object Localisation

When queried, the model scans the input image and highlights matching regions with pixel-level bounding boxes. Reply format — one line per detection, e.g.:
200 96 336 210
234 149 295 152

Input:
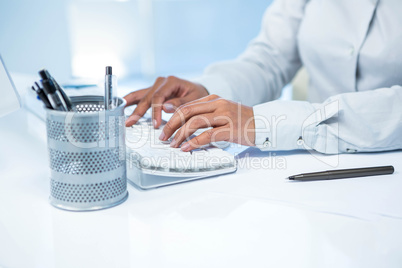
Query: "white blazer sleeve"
193 0 308 106
253 86 402 154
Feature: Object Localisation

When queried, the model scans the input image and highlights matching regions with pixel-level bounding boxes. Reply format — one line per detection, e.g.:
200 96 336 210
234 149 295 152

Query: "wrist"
244 106 256 146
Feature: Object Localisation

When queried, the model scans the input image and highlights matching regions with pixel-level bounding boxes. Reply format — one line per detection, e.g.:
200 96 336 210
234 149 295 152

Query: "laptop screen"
0 55 21 117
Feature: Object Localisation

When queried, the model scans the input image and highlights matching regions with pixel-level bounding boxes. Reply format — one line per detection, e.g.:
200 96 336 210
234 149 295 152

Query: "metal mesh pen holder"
46 96 128 211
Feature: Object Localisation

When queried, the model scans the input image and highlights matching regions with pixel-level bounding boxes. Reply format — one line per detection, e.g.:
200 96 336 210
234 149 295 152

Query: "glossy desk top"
1 109 401 268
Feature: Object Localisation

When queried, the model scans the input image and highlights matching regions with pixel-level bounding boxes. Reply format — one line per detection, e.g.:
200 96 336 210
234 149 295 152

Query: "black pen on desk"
288 165 395 181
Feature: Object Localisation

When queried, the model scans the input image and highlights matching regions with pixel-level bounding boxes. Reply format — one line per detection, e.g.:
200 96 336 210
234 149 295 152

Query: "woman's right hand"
124 76 209 128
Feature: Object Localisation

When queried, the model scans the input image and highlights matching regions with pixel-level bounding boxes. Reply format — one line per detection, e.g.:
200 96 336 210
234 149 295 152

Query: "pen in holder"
46 95 128 211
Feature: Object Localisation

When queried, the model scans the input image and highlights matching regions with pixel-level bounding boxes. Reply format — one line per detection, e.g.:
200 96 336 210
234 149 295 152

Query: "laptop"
0 54 21 117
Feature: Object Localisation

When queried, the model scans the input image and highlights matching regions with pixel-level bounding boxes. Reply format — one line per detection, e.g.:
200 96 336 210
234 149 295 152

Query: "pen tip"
106 66 112 75
288 176 295 180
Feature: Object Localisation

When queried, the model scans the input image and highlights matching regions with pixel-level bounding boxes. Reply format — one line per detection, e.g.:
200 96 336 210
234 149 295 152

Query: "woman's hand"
124 76 209 128
159 94 256 152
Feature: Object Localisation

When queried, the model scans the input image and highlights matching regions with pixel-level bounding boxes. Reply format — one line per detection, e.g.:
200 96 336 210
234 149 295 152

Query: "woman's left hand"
158 94 256 152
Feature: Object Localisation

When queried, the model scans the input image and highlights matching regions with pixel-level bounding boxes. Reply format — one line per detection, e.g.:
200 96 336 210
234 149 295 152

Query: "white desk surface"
1 108 402 268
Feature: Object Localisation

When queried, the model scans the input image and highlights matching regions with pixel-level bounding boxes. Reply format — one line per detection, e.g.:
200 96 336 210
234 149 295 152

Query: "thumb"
162 97 186 113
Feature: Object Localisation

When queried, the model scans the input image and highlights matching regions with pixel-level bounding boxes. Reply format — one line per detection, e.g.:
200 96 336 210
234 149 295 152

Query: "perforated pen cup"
46 96 128 211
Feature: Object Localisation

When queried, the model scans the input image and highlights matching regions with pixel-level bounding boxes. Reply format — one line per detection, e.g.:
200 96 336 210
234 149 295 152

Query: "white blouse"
194 0 402 154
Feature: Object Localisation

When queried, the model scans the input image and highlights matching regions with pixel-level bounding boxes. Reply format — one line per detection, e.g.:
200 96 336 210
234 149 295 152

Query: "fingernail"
125 119 134 127
153 119 157 128
170 139 177 147
181 143 191 152
163 103 174 112
159 131 166 140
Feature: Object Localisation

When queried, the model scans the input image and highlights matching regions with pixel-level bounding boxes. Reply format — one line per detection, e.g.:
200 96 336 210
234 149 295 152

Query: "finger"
162 90 218 113
170 114 218 148
151 77 187 128
159 101 218 141
162 94 198 113
162 100 179 113
151 91 168 129
123 88 149 107
126 77 166 127
125 99 151 127
163 94 219 114
180 126 229 152
183 94 220 106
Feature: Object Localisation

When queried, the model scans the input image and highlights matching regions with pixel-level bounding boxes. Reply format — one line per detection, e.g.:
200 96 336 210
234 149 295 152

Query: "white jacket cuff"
253 100 316 151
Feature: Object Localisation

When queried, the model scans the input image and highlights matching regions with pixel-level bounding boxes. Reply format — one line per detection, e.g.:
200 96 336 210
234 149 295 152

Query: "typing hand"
159 94 256 152
124 76 208 128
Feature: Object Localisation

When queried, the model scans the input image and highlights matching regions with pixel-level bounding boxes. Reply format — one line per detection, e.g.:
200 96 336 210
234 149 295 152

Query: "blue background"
0 0 272 81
